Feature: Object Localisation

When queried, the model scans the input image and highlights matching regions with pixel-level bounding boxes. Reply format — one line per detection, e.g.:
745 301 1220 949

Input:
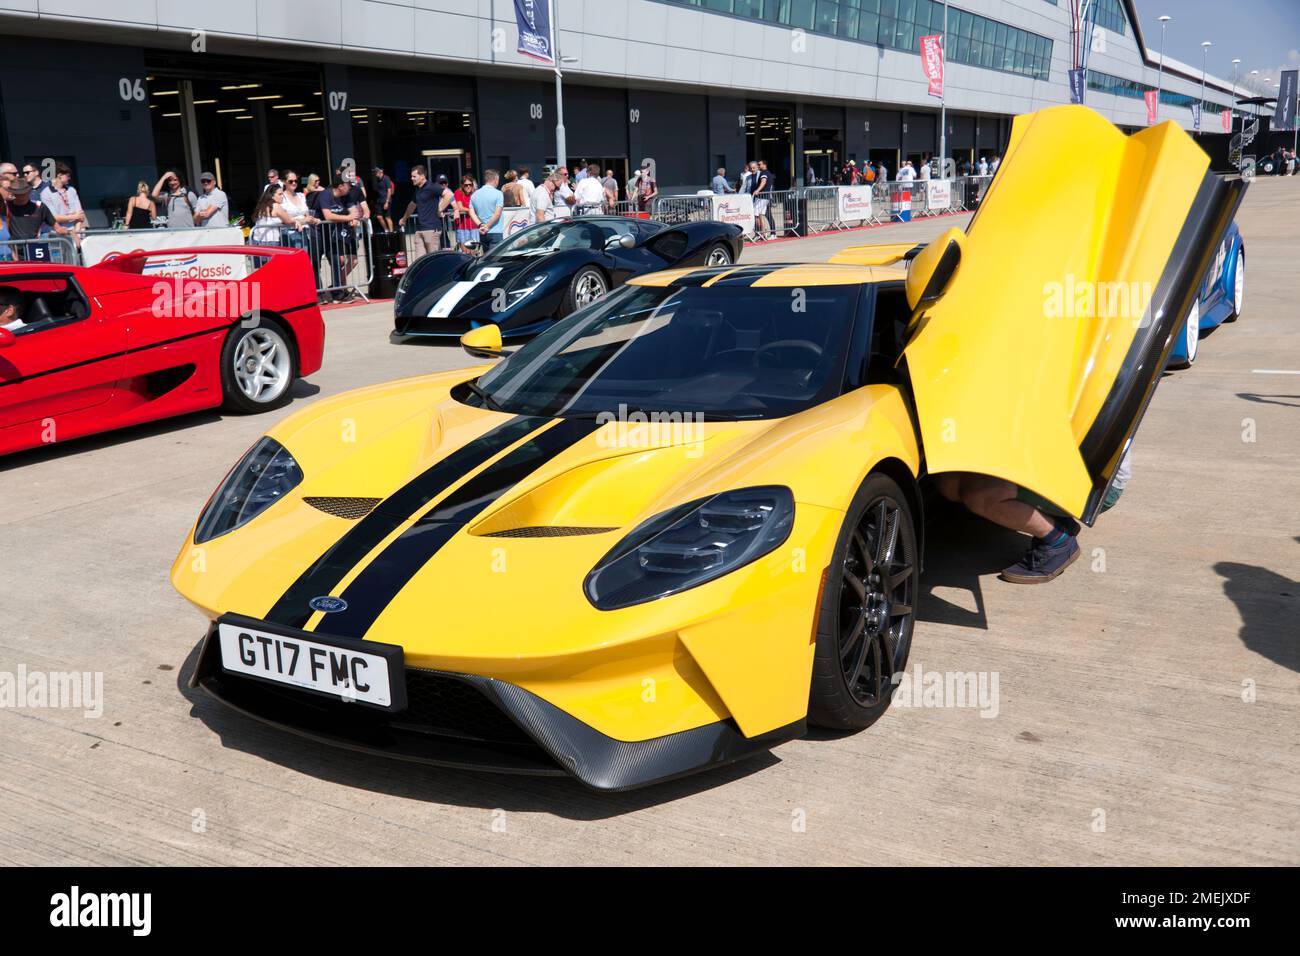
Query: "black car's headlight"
505 272 547 307
584 487 795 610
194 438 303 544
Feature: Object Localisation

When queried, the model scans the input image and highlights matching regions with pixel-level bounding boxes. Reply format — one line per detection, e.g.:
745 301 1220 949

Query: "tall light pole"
550 3 576 173
1155 15 1170 122
1198 41 1212 135
938 0 948 177
1231 58 1241 130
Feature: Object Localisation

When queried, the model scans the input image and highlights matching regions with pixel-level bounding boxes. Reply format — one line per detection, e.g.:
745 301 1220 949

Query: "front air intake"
304 496 382 520
483 526 618 538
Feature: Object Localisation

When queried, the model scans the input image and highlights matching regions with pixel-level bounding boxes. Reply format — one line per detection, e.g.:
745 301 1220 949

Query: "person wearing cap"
192 172 229 227
5 178 68 252
634 160 656 212
371 166 394 233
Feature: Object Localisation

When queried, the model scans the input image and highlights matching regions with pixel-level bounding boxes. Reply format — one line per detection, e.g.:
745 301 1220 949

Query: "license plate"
216 618 405 710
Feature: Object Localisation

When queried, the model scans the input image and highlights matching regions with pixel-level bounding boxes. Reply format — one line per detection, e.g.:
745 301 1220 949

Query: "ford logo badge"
309 596 348 613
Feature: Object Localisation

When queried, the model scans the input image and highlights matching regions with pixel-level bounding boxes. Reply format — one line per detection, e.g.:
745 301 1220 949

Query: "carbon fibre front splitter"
189 626 805 791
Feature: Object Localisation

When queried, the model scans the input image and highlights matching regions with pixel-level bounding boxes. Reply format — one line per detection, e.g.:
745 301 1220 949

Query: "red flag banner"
1144 89 1158 125
1221 109 1232 133
919 34 944 98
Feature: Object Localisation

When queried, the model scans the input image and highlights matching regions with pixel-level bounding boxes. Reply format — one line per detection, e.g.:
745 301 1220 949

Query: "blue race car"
1167 221 1246 369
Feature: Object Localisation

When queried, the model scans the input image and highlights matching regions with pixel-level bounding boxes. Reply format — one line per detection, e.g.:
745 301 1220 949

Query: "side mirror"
0 327 14 349
460 324 505 359
905 227 964 311
606 233 635 250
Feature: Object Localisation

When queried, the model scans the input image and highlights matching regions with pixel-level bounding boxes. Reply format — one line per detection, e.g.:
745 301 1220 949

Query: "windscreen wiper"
463 379 506 412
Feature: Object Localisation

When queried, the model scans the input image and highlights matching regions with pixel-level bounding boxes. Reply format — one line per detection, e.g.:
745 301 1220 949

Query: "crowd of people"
0 160 88 255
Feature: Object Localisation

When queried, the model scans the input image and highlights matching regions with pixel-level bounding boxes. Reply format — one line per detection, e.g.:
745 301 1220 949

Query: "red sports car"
0 246 324 457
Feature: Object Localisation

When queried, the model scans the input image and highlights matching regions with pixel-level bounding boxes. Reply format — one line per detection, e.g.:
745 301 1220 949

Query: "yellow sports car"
173 107 1244 790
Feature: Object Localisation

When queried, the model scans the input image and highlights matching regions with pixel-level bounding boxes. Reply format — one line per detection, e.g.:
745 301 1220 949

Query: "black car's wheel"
563 266 608 315
220 318 298 413
705 242 733 267
809 473 918 730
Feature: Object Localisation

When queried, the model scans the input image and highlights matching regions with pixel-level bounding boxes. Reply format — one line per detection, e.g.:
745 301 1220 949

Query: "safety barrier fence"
9 179 991 298
0 235 80 265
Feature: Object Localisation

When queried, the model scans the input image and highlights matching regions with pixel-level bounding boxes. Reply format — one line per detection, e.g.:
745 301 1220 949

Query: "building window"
658 0 1052 81
1093 0 1127 36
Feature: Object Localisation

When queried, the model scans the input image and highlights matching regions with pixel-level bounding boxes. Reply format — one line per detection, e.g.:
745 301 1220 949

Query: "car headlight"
505 272 547 307
194 437 303 544
584 487 795 610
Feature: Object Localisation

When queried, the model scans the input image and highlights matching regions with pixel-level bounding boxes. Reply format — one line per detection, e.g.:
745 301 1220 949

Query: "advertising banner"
81 227 249 279
500 207 534 237
710 193 754 237
1068 68 1086 105
925 179 951 213
1273 70 1297 130
1191 102 1201 133
1144 90 1158 126
919 35 944 98
1222 109 1232 133
837 185 873 224
513 0 555 65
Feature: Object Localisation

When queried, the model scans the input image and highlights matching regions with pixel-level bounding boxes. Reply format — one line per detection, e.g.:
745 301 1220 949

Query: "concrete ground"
1 187 1296 866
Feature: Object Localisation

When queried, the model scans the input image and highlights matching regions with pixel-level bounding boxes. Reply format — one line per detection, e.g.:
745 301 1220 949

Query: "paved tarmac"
1 185 1295 865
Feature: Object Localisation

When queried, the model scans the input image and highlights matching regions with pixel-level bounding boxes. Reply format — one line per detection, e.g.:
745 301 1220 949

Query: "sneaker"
999 532 1080 585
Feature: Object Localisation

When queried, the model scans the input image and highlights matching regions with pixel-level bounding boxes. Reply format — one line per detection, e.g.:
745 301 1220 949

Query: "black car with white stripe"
391 216 743 343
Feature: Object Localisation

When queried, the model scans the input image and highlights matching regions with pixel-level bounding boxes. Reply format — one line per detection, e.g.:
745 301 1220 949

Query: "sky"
1130 0 1300 93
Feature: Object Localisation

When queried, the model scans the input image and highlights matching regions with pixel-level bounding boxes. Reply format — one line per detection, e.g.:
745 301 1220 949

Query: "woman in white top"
250 184 297 245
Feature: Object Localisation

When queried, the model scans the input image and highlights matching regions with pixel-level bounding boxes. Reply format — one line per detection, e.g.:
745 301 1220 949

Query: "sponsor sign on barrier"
82 227 249 279
501 207 533 236
710 193 754 237
925 179 951 212
837 185 874 224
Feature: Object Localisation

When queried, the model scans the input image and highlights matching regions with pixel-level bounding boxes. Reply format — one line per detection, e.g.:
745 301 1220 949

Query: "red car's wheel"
220 318 298 413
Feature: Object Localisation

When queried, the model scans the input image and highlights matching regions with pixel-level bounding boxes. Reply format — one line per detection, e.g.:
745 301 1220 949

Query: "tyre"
808 472 919 730
704 242 733 267
1167 300 1200 370
220 318 298 413
1225 249 1244 321
562 266 608 315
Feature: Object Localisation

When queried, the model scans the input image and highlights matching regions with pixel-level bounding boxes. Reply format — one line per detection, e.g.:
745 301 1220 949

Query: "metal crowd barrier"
649 195 712 225
0 235 79 265
260 221 375 301
801 186 844 234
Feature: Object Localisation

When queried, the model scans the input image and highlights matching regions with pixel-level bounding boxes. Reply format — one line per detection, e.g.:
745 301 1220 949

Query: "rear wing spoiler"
828 241 927 267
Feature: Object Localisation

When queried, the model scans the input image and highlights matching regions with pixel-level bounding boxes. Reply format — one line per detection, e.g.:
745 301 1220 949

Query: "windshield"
483 220 605 260
470 281 860 419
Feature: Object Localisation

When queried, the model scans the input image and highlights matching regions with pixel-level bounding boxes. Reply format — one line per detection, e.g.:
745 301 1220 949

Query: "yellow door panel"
903 105 1246 521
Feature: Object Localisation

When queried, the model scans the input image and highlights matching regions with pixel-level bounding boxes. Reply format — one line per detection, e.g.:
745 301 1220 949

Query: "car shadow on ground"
0 381 320 471
917 504 1029 631
1213 537 1300 674
1236 392 1300 408
175 642 779 819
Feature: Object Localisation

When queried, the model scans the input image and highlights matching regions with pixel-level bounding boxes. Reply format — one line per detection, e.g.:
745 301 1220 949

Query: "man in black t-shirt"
319 178 361 301
6 180 68 258
371 166 394 232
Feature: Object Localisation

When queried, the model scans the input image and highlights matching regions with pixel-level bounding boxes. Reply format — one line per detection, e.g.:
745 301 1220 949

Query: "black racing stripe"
317 417 602 639
704 265 781 287
669 267 732 287
262 414 544 630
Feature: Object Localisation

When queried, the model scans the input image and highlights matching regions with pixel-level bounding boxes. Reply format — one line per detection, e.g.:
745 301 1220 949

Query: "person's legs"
940 473 1080 585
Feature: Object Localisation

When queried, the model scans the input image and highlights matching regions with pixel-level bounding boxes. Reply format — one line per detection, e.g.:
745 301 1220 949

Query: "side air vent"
304 496 382 520
483 526 618 538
